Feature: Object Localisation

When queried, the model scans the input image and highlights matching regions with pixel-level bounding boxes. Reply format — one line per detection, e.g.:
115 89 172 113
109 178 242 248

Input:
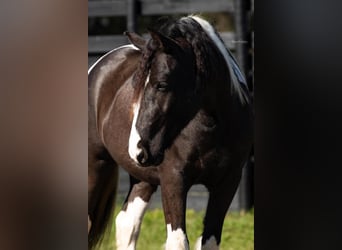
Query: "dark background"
0 0 342 249
256 1 342 249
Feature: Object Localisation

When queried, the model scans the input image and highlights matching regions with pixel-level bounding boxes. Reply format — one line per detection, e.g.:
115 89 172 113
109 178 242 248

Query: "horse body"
88 16 253 250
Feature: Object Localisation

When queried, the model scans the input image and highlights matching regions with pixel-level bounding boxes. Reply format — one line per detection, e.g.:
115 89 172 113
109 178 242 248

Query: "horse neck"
200 69 235 114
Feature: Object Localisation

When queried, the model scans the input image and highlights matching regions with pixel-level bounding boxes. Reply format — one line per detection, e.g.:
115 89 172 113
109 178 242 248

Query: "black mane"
132 16 226 102
156 17 224 87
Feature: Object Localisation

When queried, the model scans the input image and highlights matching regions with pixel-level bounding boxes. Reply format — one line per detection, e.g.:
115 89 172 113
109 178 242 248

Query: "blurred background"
2 0 342 249
88 0 254 212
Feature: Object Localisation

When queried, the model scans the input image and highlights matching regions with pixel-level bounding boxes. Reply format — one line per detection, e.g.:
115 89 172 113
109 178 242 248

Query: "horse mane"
155 16 216 89
132 15 249 104
188 15 250 104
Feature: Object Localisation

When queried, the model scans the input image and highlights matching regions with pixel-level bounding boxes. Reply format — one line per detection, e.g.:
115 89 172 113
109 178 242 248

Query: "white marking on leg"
194 236 219 250
115 197 149 250
165 224 189 250
128 73 150 163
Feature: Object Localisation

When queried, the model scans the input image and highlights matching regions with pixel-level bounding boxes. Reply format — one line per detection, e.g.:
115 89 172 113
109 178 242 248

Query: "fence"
88 0 254 211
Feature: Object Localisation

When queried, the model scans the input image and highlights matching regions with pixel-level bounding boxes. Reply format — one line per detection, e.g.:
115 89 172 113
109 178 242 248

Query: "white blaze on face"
165 224 189 250
115 197 149 250
194 236 219 250
128 98 143 164
128 73 150 163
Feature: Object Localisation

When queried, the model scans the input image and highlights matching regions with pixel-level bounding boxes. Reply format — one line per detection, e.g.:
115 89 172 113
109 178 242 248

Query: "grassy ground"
98 207 254 250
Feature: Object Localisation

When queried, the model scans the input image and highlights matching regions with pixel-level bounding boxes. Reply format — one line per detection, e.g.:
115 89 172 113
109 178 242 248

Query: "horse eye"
156 81 169 92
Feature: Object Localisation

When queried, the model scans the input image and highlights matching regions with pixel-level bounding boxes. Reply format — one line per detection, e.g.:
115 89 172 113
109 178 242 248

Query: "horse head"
126 29 199 166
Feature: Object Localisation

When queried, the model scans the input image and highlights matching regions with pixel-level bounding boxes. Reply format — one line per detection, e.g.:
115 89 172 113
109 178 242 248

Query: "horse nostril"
137 142 149 165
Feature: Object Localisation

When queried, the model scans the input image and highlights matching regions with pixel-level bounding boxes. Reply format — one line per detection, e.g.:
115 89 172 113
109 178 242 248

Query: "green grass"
99 207 254 250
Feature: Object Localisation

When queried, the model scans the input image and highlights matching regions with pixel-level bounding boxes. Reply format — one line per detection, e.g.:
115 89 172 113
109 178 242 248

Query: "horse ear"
148 28 182 54
124 31 147 50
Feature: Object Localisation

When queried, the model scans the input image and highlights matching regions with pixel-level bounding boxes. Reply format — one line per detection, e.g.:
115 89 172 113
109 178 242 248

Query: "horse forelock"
132 41 155 104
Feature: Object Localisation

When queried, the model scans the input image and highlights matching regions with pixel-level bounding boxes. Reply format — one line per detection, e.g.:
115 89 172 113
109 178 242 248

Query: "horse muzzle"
137 140 163 166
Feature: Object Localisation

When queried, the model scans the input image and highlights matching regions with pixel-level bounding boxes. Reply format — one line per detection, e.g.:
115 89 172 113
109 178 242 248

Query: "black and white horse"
88 15 253 250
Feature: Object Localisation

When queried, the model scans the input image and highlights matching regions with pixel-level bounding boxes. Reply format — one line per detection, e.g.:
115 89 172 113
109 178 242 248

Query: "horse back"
88 45 141 134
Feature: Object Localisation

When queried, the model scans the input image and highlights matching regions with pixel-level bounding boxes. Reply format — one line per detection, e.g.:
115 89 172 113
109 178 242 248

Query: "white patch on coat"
165 224 189 250
194 236 219 250
115 197 149 250
128 73 150 163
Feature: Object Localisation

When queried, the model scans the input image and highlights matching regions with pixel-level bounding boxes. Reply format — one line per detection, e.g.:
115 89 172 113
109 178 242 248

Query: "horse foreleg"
115 179 157 250
160 171 189 250
195 168 242 250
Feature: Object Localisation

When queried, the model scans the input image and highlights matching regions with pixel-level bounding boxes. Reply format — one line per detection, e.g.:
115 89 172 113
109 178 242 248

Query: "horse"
88 15 253 250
